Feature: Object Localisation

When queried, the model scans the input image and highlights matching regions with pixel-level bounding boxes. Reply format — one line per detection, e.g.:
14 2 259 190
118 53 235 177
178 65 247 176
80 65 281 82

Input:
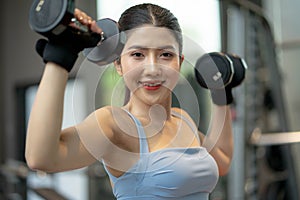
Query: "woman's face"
115 25 183 105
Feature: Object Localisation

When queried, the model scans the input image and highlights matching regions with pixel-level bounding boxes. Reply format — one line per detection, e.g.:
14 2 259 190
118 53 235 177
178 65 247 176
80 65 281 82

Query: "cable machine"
220 0 299 199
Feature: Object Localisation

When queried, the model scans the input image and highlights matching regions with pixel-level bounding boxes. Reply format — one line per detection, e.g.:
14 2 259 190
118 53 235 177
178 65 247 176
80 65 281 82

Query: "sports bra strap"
103 109 202 184
171 110 201 144
122 109 201 150
122 109 149 154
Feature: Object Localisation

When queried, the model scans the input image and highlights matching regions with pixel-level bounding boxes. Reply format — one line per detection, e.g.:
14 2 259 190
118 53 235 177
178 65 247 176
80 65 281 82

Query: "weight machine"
220 1 300 199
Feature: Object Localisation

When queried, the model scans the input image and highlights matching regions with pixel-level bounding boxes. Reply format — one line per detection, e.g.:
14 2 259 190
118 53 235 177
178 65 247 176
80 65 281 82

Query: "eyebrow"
127 45 177 51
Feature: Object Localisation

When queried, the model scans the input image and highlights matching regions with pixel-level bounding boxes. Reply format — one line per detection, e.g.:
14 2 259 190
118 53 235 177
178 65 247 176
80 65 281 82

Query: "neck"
124 94 172 121
124 93 173 138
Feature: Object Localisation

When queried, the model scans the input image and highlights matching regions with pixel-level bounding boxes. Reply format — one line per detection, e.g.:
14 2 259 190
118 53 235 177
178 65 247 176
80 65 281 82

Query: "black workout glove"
35 39 79 72
35 28 99 72
210 86 233 105
195 52 247 106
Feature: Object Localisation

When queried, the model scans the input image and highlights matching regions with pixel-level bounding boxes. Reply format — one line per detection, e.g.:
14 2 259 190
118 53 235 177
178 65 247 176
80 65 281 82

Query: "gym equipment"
194 52 247 90
194 52 247 105
195 52 247 105
83 20 126 66
29 0 125 66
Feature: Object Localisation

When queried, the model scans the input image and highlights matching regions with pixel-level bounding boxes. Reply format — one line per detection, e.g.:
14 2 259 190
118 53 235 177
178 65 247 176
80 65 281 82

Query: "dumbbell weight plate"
226 54 248 88
83 18 126 66
194 52 234 89
29 0 74 37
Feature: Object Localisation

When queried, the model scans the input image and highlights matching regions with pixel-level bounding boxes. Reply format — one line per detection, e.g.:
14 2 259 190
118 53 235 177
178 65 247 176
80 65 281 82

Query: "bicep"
52 126 97 172
53 109 113 172
75 108 113 162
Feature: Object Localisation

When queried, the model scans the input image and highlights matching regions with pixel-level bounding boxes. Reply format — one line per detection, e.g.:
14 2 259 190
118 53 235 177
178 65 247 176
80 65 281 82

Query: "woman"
26 3 233 199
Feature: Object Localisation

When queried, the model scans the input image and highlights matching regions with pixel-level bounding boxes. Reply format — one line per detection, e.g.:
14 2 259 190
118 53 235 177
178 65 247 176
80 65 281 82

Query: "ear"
114 59 123 76
179 54 184 68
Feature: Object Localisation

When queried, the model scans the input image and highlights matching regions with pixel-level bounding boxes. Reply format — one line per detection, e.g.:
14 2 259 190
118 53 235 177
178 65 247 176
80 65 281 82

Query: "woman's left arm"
199 105 233 176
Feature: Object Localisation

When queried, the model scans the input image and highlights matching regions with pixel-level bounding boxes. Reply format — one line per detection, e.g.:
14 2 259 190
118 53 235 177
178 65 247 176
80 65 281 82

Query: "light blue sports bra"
103 109 219 200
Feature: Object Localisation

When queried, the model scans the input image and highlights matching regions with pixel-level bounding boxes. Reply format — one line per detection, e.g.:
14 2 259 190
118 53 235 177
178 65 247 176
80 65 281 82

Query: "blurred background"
0 0 300 199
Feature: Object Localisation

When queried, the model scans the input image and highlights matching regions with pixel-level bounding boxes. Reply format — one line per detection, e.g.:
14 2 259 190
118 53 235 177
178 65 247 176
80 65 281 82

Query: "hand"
71 8 103 34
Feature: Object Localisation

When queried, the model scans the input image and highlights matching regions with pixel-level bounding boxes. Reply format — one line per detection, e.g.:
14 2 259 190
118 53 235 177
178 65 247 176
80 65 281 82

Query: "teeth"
143 83 161 87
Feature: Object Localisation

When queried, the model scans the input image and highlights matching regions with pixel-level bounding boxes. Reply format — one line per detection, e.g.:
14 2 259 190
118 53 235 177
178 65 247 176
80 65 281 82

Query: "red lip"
143 84 162 90
140 81 163 91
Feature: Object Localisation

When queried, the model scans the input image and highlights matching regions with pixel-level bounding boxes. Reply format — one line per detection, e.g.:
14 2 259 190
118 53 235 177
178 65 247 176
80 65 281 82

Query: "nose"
143 54 162 77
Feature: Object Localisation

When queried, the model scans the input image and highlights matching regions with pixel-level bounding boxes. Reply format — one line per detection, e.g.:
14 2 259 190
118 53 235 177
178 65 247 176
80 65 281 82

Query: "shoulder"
76 106 136 159
94 106 138 141
171 107 194 122
94 106 132 128
94 106 124 135
94 106 114 123
94 106 127 118
76 106 118 141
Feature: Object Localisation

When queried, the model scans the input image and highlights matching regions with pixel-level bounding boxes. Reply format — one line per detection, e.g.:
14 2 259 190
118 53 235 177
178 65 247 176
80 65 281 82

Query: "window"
97 0 221 52
23 79 88 200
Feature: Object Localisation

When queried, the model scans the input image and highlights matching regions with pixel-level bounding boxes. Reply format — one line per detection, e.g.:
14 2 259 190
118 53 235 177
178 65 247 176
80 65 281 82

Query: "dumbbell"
28 0 125 66
194 52 247 104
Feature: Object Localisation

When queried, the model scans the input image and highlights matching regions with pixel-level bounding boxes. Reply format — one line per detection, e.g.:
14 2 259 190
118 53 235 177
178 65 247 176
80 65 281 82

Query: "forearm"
25 62 68 169
202 105 233 175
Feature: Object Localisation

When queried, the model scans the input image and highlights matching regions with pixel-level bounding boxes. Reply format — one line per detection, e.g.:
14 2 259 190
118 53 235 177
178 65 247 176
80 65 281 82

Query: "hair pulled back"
118 3 183 55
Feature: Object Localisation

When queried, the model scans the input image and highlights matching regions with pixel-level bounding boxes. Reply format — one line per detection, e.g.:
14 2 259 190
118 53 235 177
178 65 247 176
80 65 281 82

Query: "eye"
131 52 144 58
160 52 174 59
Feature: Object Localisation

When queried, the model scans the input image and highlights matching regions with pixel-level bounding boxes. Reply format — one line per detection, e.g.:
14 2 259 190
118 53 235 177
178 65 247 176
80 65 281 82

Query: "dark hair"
118 3 183 55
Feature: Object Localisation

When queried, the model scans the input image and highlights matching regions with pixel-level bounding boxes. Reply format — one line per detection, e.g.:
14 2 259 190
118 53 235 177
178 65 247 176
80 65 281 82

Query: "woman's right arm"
25 62 113 172
25 62 69 171
26 8 108 172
